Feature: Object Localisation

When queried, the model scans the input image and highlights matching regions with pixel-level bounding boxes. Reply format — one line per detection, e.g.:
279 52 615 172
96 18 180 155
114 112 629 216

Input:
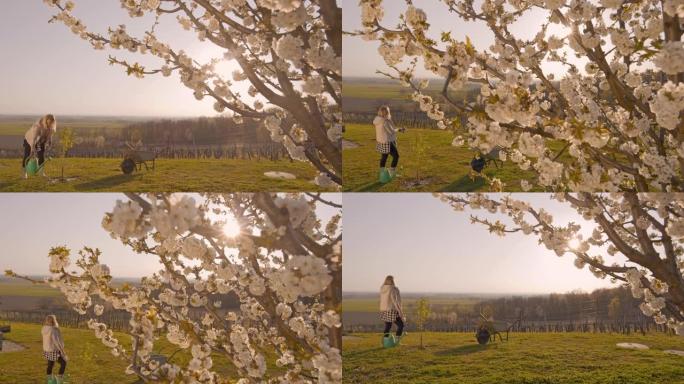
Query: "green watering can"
25 157 48 176
378 168 391 183
382 334 401 348
25 158 40 176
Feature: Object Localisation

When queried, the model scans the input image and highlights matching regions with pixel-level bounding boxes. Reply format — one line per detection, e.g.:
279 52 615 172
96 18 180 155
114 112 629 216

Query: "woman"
42 315 67 383
379 275 404 340
22 114 57 178
373 106 403 182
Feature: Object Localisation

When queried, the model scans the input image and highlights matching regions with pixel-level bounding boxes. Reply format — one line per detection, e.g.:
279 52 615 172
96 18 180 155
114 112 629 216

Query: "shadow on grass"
434 343 492 356
355 181 387 192
74 173 138 191
343 346 387 359
439 174 486 192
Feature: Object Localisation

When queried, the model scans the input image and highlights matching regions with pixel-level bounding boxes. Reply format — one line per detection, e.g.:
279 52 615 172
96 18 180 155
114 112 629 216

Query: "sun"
223 216 241 238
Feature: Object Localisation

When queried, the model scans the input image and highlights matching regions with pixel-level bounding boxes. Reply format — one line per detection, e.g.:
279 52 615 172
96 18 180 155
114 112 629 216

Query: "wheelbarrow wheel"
476 328 490 345
471 156 486 173
121 158 136 174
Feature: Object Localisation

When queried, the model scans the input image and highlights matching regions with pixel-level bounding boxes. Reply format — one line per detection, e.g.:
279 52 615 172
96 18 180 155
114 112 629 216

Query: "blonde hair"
44 314 59 327
41 114 57 133
377 106 391 120
383 275 395 286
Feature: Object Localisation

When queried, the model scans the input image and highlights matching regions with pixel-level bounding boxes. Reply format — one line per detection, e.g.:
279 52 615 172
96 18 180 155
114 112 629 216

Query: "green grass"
0 323 132 383
0 280 137 297
0 122 35 136
343 299 390 313
0 281 61 297
0 158 330 192
0 322 259 383
343 124 538 192
343 332 684 384
343 83 415 100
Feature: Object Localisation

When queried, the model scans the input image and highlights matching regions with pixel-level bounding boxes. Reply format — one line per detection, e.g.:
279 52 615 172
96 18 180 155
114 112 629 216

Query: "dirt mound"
342 139 359 149
264 171 296 180
0 340 26 353
616 342 649 350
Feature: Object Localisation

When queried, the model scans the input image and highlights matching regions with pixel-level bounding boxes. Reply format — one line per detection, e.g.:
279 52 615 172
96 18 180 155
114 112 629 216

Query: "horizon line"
343 288 623 296
1 275 145 281
0 113 223 119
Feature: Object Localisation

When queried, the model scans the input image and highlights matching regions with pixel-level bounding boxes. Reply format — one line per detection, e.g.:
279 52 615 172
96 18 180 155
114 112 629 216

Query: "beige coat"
380 284 403 316
41 325 66 358
25 117 56 151
373 116 399 144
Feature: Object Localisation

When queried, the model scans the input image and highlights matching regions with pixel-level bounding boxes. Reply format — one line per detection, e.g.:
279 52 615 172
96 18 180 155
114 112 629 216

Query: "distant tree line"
116 116 274 146
476 287 646 323
345 286 671 335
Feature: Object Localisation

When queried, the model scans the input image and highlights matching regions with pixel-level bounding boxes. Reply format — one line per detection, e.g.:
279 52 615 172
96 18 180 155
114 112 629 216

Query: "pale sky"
343 193 621 294
0 193 341 278
343 0 576 79
0 0 243 117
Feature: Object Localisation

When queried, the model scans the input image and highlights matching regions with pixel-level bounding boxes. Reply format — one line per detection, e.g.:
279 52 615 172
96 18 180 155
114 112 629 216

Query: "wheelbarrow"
121 144 156 175
0 325 10 351
476 311 523 344
471 146 504 173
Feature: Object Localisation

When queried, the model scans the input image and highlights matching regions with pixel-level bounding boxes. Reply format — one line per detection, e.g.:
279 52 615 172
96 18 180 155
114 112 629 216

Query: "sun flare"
567 238 580 250
223 216 241 238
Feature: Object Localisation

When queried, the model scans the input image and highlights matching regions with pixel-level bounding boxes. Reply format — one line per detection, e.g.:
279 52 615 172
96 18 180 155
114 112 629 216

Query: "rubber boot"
55 375 64 384
389 167 397 179
378 168 391 183
395 334 402 345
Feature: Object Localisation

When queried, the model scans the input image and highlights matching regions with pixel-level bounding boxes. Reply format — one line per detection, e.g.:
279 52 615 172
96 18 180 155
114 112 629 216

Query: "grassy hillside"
343 332 684 384
343 79 478 101
0 281 61 298
343 82 416 100
0 158 329 192
0 120 128 137
343 297 481 313
343 124 538 192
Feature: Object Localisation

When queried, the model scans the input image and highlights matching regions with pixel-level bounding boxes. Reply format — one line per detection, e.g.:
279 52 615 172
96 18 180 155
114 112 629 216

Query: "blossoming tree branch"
7 192 342 383
437 192 684 335
357 0 683 191
44 0 342 187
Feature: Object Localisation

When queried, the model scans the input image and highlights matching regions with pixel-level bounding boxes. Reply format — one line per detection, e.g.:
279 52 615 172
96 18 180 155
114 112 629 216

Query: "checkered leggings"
377 142 399 168
44 351 67 375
